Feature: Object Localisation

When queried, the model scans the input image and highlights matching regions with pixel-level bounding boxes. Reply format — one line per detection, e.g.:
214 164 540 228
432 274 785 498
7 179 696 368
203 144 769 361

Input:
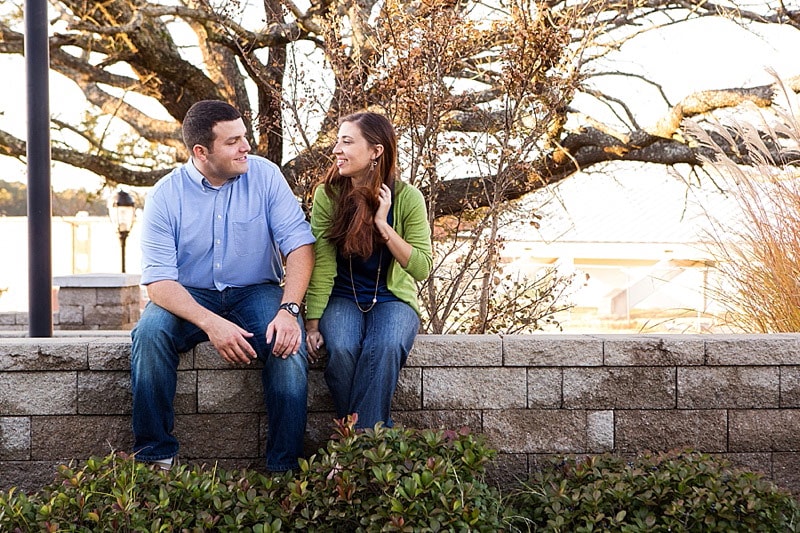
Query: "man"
131 100 315 472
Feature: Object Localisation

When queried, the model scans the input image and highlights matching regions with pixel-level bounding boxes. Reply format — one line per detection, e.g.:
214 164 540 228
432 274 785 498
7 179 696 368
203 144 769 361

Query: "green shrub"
4 434 799 532
503 450 800 532
288 415 504 531
0 416 504 532
0 453 290 532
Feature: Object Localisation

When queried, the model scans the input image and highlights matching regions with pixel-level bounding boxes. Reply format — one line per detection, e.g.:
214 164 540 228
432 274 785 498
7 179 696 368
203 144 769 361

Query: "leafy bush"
3 430 799 532
504 450 800 532
286 415 503 531
0 415 504 532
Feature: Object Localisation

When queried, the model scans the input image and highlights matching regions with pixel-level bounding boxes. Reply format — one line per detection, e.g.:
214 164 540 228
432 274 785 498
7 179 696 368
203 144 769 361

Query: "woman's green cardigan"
305 181 433 319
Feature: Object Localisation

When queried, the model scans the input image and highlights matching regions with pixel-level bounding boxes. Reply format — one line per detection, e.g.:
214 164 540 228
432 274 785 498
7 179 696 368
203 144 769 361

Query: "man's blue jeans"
319 297 419 429
130 283 308 472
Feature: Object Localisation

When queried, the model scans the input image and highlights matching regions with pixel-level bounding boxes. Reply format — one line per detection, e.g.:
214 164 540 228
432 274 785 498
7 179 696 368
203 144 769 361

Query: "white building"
499 164 734 333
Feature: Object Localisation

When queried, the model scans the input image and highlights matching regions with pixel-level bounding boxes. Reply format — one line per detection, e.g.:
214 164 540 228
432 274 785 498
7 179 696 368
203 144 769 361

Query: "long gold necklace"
349 248 383 313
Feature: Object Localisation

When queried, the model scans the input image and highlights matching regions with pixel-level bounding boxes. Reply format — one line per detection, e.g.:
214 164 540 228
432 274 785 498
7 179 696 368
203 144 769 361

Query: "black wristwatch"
279 302 301 317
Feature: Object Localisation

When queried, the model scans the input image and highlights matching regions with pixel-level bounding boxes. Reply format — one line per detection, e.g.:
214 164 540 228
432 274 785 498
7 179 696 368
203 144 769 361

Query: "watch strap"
279 302 301 317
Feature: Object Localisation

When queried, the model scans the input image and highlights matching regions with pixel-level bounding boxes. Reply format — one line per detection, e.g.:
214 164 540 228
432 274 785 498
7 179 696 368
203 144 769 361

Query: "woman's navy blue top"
331 201 399 307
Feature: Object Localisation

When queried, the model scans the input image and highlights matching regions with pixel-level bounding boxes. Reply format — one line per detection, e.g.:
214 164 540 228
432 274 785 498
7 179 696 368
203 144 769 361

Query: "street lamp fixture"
109 190 136 273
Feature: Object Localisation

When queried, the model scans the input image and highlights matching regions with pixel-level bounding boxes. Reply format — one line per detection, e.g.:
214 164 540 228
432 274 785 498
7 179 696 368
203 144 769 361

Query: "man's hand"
204 315 257 364
147 280 256 365
267 311 302 358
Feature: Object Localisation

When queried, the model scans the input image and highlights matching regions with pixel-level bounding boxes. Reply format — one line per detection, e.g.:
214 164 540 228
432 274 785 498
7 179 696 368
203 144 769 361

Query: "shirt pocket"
233 216 268 256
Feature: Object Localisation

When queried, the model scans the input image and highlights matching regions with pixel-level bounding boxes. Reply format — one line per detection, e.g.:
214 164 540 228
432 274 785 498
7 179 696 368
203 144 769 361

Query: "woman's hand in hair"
375 184 392 240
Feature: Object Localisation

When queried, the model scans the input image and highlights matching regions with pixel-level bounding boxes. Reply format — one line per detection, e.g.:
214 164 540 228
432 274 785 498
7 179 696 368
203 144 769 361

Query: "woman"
305 112 432 429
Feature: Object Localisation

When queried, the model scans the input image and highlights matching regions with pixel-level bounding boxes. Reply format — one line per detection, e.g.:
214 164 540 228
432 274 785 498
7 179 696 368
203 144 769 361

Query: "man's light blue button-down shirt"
140 155 315 290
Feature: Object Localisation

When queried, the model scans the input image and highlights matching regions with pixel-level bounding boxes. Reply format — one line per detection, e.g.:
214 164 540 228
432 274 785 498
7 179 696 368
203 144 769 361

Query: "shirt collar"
185 159 241 190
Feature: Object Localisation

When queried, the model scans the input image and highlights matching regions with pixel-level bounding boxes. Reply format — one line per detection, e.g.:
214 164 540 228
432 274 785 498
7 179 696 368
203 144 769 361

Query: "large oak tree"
1 0 797 213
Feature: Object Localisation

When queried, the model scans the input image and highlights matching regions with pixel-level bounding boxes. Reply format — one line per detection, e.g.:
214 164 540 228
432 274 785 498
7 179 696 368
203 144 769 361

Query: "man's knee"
264 354 307 389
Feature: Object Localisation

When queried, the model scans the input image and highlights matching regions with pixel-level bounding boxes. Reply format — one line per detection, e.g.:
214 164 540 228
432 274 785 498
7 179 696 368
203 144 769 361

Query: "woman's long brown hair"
320 112 397 259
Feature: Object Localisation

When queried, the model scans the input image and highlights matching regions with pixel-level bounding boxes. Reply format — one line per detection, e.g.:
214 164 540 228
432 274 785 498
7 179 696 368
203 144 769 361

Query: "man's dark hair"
182 100 242 151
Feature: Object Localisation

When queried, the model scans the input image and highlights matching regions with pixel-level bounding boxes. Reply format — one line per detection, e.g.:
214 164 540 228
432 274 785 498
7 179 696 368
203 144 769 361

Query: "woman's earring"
371 159 377 168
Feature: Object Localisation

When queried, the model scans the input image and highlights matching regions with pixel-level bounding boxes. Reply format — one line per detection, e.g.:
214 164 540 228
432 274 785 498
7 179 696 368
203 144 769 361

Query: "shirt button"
215 239 221 245
215 263 221 269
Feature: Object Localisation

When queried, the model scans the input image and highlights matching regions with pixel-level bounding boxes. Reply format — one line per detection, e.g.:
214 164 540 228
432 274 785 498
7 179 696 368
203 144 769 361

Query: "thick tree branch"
0 129 168 186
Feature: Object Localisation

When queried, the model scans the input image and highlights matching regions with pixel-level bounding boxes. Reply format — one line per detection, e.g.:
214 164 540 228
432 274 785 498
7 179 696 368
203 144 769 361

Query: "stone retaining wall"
1 333 799 495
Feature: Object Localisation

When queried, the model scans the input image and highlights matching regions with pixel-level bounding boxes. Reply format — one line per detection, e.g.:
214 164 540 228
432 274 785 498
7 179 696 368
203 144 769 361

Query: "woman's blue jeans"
130 283 308 472
319 297 419 429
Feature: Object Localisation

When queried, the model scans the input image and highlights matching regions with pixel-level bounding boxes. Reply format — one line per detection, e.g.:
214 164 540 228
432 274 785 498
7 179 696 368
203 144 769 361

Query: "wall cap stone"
53 273 141 288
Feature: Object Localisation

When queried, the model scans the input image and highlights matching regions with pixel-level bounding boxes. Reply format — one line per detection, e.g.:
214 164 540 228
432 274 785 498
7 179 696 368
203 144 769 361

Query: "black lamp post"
109 190 136 273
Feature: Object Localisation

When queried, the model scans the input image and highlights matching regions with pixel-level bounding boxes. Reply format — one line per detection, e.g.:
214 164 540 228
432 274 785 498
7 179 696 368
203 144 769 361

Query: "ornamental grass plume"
684 75 800 332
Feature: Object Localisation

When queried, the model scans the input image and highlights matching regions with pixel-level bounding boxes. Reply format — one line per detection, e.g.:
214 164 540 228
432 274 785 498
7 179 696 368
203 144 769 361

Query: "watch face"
281 302 300 316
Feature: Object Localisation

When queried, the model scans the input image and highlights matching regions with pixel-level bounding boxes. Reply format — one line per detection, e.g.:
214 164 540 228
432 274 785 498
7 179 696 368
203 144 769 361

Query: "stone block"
773 452 800 495
705 334 800 365
423 367 526 409
197 370 264 413
127 304 141 324
678 366 778 408
615 410 727 453
483 409 588 453
587 410 614 452
78 371 131 415
178 349 195 370
96 287 133 306
393 409 482 433
729 410 800 452
174 371 198 414
84 305 129 327
721 452 772 480
58 305 84 325
306 411 338 452
0 340 87 371
602 335 705 366
393 366 422 410
88 339 132 371
187 457 263 473
58 287 97 307
409 335 502 367
308 368 334 412
175 413 261 458
0 372 76 415
780 366 800 407
0 417 30 460
527 368 562 408
503 335 602 367
486 453 528 487
194 342 225 369
31 415 131 460
563 367 675 409
254 412 269 458
0 461 61 494
528 452 594 474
